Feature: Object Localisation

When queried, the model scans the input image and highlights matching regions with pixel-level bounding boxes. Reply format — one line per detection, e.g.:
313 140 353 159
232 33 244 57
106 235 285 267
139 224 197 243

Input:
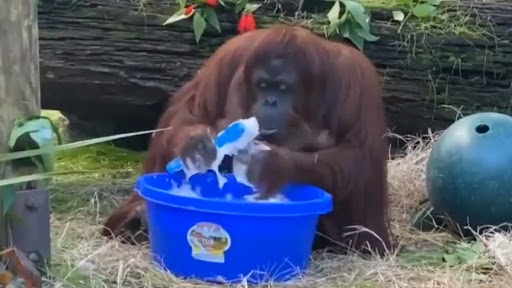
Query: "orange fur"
101 24 393 255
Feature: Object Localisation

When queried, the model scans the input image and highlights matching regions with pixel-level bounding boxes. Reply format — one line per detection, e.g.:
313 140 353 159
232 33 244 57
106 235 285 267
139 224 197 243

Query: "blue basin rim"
136 173 334 216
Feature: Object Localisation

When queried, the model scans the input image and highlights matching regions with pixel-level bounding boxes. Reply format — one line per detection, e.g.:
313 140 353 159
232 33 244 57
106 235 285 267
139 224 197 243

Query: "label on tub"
186 222 232 263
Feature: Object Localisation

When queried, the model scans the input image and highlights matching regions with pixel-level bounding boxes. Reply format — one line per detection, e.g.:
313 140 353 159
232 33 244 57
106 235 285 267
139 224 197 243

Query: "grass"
357 0 490 39
36 111 512 287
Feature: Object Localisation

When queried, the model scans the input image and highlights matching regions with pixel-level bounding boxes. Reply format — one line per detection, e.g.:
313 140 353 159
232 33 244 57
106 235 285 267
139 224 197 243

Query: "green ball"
426 112 512 235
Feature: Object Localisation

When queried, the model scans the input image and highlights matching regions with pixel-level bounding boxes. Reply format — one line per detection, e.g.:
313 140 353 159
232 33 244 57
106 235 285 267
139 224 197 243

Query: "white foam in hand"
233 141 290 203
168 117 289 202
232 141 271 188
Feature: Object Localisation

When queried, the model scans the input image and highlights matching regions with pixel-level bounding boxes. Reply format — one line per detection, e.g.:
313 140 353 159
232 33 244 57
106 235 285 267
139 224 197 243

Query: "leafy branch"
163 0 261 44
1 116 62 215
324 0 443 50
392 0 443 30
324 0 379 51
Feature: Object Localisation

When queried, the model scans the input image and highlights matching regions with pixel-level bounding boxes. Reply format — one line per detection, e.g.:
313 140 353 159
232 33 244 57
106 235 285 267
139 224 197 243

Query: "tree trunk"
0 0 44 257
38 0 512 150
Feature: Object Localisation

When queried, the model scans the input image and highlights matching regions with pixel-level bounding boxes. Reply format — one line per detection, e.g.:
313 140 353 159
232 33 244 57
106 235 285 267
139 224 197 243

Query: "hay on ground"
44 133 512 288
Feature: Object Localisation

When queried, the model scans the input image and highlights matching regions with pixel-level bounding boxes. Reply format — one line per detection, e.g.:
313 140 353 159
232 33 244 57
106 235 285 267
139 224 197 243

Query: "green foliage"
160 0 446 48
398 241 493 271
322 0 443 49
192 12 208 44
398 240 492 271
442 240 490 267
324 0 379 51
1 116 62 215
162 8 195 26
204 7 221 32
162 0 262 44
0 119 170 214
392 0 442 23
8 116 62 173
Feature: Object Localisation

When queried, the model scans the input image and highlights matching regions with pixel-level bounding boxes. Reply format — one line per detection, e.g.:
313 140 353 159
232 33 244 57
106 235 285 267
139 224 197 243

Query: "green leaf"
244 3 261 13
341 0 370 32
339 21 365 51
353 22 379 42
192 12 207 44
7 120 38 150
399 0 413 6
392 10 405 22
350 33 365 51
163 9 193 26
28 124 54 148
235 0 246 14
204 7 221 32
178 0 187 9
457 248 479 263
8 118 52 149
41 115 63 145
412 3 437 18
1 184 16 215
8 117 59 173
398 250 445 267
327 1 341 25
8 116 62 171
0 128 171 163
470 241 486 254
326 21 339 36
443 253 461 266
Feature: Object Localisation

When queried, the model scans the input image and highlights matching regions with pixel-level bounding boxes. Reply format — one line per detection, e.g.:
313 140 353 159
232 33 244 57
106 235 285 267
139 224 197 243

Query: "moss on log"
38 0 512 149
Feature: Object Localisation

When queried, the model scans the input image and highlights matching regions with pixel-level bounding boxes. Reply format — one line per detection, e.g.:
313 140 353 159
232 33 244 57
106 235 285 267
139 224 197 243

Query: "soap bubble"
243 193 289 203
168 180 202 198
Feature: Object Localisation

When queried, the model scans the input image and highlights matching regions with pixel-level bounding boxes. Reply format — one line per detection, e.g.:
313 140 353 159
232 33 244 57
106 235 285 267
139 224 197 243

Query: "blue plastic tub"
136 170 333 284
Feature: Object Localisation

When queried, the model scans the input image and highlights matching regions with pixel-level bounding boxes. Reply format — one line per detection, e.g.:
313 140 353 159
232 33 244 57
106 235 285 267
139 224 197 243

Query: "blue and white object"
166 117 260 188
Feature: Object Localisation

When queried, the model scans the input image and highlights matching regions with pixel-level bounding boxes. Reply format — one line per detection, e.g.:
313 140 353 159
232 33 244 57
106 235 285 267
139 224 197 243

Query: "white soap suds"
183 157 202 180
165 117 289 202
243 193 290 203
233 140 271 188
168 179 202 198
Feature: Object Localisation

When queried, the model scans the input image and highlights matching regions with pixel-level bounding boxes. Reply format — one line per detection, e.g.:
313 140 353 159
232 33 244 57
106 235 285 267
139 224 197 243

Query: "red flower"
184 4 197 16
205 0 219 6
237 13 257 34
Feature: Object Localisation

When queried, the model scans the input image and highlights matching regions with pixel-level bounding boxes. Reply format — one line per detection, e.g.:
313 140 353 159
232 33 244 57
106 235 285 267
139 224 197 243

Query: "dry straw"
46 131 512 288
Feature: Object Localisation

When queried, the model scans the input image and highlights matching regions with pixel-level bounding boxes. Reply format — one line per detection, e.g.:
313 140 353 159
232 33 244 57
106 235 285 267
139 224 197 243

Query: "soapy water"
171 117 261 189
166 117 289 203
168 180 202 198
203 117 261 189
167 177 290 202
243 193 289 202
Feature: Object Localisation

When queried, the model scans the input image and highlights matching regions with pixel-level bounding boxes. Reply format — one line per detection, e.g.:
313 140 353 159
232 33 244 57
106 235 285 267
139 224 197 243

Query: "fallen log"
38 0 512 150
